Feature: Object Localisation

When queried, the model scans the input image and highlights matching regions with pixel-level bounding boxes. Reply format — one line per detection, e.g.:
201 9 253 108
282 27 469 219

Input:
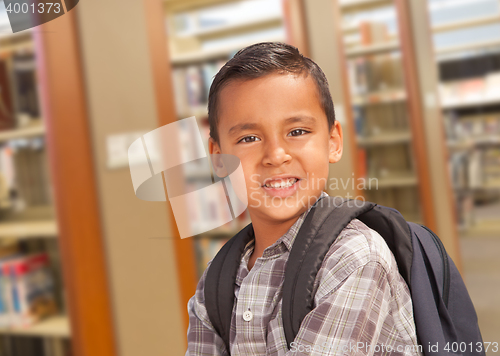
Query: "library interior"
0 0 499 355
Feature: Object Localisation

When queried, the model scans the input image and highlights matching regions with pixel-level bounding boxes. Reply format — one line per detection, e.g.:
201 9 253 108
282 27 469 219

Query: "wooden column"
143 0 198 339
395 0 461 268
34 10 118 356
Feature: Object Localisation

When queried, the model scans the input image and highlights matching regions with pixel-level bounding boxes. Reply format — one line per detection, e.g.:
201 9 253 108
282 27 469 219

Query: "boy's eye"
238 136 261 143
288 129 310 137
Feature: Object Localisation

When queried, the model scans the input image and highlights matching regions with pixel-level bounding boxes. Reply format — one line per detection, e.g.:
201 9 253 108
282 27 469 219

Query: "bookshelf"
144 0 309 340
1 6 118 356
0 18 75 356
0 314 69 338
427 0 500 236
32 9 118 356
0 123 45 142
333 0 461 263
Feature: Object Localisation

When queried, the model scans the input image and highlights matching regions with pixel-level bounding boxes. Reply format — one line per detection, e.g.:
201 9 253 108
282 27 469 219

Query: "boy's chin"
250 198 310 222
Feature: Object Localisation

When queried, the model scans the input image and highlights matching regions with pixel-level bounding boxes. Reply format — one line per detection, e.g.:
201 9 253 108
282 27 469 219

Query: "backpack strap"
356 205 413 287
282 196 376 348
204 223 254 354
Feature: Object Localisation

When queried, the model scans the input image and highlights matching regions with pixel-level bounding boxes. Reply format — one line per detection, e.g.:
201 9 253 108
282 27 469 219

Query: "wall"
75 1 185 355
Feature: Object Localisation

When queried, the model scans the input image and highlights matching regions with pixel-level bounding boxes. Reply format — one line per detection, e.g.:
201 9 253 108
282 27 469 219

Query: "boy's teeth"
265 178 297 188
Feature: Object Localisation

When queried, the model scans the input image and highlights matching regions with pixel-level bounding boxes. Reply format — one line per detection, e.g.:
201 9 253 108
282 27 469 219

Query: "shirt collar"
237 191 330 284
243 191 330 256
278 191 329 251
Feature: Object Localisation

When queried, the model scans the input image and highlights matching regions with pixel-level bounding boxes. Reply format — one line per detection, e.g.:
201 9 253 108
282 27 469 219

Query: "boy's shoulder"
312 217 402 300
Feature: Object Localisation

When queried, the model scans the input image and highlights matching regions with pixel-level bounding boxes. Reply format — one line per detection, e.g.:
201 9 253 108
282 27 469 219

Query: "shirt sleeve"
284 226 420 356
185 266 229 356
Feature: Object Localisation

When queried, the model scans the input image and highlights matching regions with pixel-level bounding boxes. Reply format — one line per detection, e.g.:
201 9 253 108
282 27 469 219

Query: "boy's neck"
247 213 302 270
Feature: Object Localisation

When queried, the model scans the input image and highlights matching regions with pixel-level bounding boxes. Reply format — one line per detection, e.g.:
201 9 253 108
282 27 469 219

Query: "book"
11 53 40 126
0 252 58 329
0 59 16 131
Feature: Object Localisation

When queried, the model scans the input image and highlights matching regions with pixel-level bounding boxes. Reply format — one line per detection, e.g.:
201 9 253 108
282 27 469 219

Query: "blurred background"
0 0 499 355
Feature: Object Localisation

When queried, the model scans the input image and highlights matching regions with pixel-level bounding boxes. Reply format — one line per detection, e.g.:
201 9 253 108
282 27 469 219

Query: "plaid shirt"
186 192 422 355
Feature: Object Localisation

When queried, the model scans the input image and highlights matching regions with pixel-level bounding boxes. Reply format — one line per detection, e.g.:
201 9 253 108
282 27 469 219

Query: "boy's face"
209 73 343 225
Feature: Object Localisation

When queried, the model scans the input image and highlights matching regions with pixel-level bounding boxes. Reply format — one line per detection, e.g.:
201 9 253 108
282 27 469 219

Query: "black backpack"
204 196 485 356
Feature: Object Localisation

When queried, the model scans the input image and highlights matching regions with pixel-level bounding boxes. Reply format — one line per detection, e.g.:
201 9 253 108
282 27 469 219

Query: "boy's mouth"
261 177 301 198
263 178 299 189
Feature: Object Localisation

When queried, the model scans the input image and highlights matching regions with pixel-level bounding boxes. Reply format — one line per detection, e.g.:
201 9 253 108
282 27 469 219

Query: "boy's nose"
262 140 292 166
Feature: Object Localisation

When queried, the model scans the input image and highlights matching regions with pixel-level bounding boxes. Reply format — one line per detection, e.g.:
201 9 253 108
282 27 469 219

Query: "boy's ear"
208 136 219 155
329 121 343 164
208 137 227 177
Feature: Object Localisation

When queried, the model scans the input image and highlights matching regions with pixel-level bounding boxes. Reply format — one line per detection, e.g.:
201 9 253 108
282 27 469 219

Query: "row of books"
0 53 41 130
439 71 500 107
449 148 500 231
347 21 403 95
444 111 500 140
365 144 413 180
193 236 229 278
0 139 52 211
453 191 474 231
483 148 500 188
438 51 500 82
193 208 251 278
0 246 58 329
0 336 71 356
348 53 404 95
365 186 421 223
353 101 410 137
449 151 470 190
449 148 500 190
347 22 416 215
172 60 226 118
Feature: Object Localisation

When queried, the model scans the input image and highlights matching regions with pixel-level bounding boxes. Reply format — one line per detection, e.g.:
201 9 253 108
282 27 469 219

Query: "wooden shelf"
345 41 399 58
0 29 34 55
178 106 208 120
342 24 359 33
473 135 500 146
0 29 32 41
0 219 58 239
357 131 411 146
0 314 70 338
177 14 282 38
441 95 500 110
340 0 392 12
448 136 500 147
344 15 500 35
399 213 422 225
477 182 500 190
436 39 500 56
352 89 406 105
447 140 473 150
462 219 500 237
371 173 418 188
0 122 45 143
0 40 34 55
433 15 500 34
171 36 285 65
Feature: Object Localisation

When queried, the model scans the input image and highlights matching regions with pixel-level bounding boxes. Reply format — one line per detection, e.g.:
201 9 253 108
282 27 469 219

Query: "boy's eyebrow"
228 122 259 136
284 116 316 126
227 116 316 136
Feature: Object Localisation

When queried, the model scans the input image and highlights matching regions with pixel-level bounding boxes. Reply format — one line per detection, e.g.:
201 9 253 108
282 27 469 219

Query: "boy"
186 42 421 355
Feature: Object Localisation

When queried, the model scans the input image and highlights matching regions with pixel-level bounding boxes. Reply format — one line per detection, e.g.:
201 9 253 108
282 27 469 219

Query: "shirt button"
243 310 253 322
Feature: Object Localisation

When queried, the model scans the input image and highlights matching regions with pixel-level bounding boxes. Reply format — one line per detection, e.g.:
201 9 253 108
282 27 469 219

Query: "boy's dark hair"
208 42 335 144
